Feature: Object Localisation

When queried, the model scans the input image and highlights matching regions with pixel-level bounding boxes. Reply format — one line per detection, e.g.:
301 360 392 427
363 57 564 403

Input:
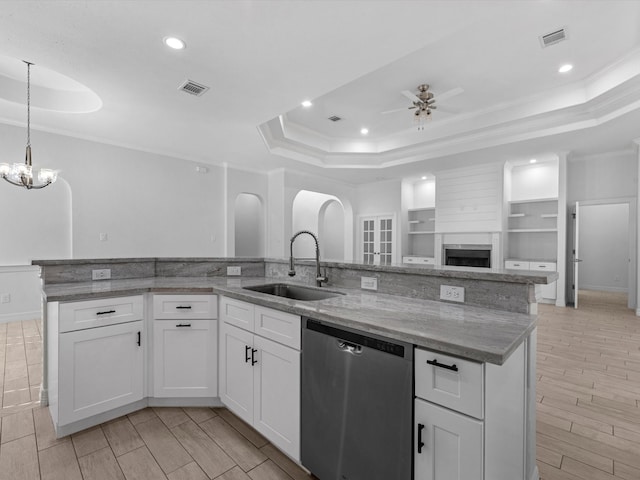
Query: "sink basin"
243 283 344 301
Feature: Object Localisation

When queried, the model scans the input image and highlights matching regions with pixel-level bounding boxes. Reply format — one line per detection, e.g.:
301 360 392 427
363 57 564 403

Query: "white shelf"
508 213 526 218
409 231 434 235
408 220 422 224
508 229 558 233
408 207 435 212
540 214 558 218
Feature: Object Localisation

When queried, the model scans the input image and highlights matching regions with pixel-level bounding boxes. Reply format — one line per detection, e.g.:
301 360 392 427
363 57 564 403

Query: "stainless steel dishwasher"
301 317 413 480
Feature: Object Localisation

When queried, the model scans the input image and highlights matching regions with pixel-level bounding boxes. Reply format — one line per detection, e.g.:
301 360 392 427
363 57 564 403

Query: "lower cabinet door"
153 319 217 397
414 398 483 480
219 322 255 425
253 335 300 461
59 321 144 425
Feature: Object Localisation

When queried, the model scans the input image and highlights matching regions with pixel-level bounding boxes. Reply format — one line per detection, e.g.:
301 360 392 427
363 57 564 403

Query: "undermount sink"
243 283 344 301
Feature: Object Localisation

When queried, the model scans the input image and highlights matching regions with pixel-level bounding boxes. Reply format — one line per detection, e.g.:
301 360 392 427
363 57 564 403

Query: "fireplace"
444 244 492 268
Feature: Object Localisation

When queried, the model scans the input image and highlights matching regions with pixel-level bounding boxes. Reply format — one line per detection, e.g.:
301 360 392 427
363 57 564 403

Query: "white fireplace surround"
435 232 501 268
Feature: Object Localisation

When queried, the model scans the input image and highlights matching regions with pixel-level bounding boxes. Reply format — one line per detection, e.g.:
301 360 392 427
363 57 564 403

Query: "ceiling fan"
381 84 464 128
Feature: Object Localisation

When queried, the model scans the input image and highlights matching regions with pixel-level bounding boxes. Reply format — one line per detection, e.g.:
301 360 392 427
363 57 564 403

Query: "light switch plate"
92 269 111 280
440 285 465 303
227 266 241 276
361 276 378 291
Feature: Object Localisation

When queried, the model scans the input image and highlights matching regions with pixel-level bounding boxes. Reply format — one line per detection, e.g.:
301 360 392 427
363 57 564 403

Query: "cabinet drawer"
403 256 435 265
153 294 217 319
415 348 484 419
529 261 556 271
255 306 301 349
220 296 255 331
505 260 530 270
59 295 144 333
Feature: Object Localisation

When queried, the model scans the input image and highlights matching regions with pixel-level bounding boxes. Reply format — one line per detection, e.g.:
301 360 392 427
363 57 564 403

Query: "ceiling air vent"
328 115 342 122
540 28 567 48
179 79 209 97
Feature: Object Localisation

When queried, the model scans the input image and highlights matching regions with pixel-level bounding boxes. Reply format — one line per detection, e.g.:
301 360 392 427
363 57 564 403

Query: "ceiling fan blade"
381 106 416 114
436 87 464 103
401 90 420 103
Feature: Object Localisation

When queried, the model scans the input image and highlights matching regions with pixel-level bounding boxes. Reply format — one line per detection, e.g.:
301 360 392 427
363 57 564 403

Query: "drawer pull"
245 345 251 363
417 423 425 453
176 323 191 328
96 310 116 316
175 305 192 310
137 331 141 346
426 359 458 372
251 348 258 366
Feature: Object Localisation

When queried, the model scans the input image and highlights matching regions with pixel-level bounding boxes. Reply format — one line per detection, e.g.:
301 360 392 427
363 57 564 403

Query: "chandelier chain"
25 61 31 146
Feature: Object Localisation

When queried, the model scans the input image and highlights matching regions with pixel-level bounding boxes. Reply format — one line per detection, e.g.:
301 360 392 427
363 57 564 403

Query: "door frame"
567 197 637 310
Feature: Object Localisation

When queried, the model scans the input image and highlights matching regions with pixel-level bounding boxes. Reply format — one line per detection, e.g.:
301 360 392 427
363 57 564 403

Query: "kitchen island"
34 257 554 480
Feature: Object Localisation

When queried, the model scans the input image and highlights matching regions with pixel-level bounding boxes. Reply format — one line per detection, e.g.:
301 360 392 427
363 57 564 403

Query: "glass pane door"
362 219 375 265
379 218 393 265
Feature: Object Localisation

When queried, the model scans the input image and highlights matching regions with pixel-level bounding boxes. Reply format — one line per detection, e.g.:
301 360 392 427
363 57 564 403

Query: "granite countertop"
42 276 536 366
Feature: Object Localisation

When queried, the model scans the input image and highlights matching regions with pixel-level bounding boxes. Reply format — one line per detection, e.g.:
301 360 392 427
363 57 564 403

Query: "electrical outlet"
361 276 378 291
440 285 465 303
92 269 111 280
0 293 10 304
227 266 241 276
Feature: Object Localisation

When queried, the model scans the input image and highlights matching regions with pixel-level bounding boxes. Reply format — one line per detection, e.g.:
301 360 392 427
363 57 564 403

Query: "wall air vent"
179 80 209 96
328 115 342 122
540 28 567 48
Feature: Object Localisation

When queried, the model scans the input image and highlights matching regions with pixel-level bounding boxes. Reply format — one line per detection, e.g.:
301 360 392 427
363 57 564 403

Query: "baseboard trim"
0 311 41 323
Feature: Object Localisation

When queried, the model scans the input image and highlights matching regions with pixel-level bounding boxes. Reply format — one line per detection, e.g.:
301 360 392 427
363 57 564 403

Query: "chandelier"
0 61 57 189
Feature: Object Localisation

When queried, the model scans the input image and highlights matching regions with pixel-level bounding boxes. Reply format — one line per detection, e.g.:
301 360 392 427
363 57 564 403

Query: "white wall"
0 123 236 321
579 203 629 292
510 161 559 201
435 163 503 233
234 193 263 257
412 178 436 208
321 200 345 261
568 151 637 203
268 170 355 261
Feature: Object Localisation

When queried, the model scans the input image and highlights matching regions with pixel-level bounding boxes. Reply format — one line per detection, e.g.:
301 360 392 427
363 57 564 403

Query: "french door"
360 215 395 265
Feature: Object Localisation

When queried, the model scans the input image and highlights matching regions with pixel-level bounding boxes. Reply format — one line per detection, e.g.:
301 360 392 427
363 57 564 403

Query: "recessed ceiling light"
164 36 186 50
558 64 573 73
421 176 427 180
530 159 537 164
360 128 369 135
301 100 312 108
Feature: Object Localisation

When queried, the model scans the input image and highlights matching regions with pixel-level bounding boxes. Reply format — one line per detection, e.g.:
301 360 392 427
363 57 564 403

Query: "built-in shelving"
406 207 435 262
506 198 558 262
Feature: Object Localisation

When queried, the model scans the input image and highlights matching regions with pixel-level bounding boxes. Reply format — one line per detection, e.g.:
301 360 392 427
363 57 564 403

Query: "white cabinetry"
414 399 483 480
219 297 301 461
48 296 145 436
505 259 557 301
415 343 531 480
152 294 218 398
404 208 435 265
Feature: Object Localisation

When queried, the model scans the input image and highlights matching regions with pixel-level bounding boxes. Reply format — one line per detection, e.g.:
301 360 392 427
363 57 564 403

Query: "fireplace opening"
444 245 491 268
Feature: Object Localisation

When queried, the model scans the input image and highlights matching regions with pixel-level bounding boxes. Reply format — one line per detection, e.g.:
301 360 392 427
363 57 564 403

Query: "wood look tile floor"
537 291 640 480
1 291 640 479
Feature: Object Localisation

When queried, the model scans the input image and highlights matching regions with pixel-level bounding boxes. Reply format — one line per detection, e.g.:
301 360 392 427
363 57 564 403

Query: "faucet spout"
288 230 328 287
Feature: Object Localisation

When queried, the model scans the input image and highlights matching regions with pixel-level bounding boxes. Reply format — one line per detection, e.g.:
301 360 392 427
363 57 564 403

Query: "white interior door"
360 215 395 265
573 202 581 309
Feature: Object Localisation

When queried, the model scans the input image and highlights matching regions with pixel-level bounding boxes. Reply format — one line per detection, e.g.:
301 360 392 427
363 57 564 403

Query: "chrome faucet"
288 230 328 287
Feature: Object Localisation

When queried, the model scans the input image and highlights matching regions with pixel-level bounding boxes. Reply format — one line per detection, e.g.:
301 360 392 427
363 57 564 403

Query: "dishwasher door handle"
337 340 363 355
